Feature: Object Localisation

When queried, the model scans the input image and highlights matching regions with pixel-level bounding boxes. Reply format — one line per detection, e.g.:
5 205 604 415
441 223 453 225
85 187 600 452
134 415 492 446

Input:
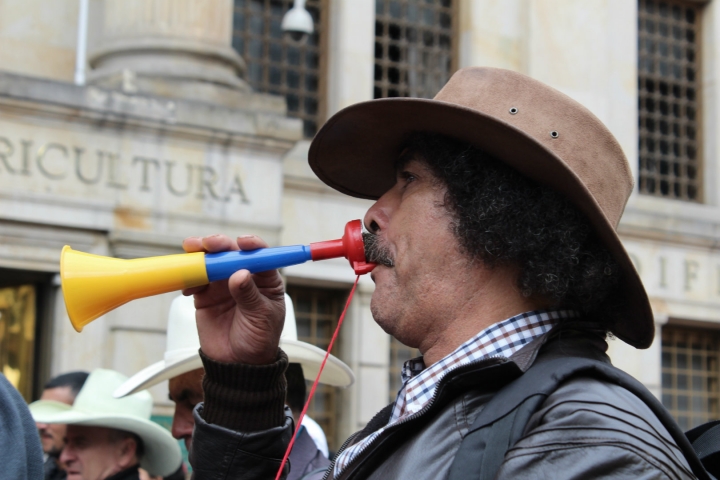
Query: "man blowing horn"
181 68 697 479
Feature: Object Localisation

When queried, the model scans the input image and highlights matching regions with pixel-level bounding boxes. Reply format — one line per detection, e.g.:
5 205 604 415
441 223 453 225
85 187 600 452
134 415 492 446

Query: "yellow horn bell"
60 246 209 332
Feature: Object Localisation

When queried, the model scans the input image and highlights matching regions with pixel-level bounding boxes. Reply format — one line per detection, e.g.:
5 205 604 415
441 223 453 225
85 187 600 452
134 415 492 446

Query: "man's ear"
117 436 138 468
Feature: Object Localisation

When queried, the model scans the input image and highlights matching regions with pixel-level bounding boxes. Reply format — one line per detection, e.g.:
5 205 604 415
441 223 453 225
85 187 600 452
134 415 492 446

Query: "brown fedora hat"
309 67 654 349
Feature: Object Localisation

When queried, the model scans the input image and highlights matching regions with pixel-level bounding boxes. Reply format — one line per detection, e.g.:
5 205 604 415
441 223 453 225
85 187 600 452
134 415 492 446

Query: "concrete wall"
0 0 80 82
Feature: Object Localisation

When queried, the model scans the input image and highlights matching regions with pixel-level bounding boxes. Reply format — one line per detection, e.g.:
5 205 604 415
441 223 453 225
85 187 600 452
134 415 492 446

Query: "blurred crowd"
2 294 341 480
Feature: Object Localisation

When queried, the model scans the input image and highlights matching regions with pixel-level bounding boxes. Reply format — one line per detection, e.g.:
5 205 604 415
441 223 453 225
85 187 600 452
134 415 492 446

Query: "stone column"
325 0 375 118
88 0 249 103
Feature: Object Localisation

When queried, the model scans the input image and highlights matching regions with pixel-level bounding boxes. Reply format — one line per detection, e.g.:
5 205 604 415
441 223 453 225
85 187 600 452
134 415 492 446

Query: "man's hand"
182 234 285 365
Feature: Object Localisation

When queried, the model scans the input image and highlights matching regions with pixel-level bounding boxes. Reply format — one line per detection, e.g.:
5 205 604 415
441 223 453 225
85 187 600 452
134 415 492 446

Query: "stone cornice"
0 72 302 151
619 193 720 249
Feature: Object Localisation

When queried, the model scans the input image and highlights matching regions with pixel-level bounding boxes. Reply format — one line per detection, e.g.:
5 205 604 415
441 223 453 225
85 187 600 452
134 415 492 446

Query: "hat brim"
116 341 355 398
281 339 355 387
113 354 204 398
29 400 182 477
309 97 653 349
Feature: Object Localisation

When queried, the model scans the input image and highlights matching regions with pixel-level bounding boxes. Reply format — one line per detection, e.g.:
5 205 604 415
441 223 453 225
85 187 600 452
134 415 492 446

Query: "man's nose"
36 422 48 431
171 408 195 441
59 446 74 464
363 191 394 235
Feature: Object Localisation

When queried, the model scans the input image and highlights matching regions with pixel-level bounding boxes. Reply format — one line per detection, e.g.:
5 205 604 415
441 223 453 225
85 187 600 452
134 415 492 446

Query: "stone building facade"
0 0 719 453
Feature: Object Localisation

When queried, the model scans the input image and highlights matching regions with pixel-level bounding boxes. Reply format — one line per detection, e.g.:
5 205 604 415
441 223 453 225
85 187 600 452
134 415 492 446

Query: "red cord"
275 275 361 480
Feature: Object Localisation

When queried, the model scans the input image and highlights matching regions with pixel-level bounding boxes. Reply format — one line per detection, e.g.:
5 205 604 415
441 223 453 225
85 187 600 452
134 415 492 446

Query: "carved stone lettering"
20 140 32 176
659 256 667 288
133 156 160 192
104 152 129 190
196 165 222 200
36 143 69 180
0 137 16 174
166 160 193 196
0 135 252 203
684 260 699 292
74 147 103 185
226 174 250 204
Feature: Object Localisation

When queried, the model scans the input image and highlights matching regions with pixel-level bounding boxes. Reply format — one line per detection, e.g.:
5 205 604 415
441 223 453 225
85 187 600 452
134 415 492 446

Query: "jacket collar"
509 320 609 372
105 465 140 480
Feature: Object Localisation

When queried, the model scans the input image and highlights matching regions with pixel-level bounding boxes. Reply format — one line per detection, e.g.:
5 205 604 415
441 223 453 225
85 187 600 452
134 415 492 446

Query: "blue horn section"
204 245 313 282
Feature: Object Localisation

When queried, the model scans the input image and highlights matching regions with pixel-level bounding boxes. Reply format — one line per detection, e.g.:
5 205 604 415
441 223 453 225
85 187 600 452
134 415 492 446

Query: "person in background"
114 294 353 480
285 363 331 479
36 371 89 480
1 373 43 479
29 369 182 480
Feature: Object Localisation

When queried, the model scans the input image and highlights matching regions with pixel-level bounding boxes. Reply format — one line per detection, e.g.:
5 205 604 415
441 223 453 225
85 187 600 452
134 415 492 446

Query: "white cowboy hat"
113 294 355 398
29 369 182 477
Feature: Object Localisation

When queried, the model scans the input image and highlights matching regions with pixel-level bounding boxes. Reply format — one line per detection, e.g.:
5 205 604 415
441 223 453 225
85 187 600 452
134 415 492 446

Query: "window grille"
374 0 455 99
661 325 720 431
232 0 325 138
388 338 419 403
638 0 704 201
287 285 349 452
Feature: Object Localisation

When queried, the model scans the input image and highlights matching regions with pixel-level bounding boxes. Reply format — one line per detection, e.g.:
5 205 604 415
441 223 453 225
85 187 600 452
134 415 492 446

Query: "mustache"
362 233 395 267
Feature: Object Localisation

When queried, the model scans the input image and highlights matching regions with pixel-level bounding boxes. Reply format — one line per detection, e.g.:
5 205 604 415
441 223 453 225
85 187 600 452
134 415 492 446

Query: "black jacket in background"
43 455 66 480
288 427 329 480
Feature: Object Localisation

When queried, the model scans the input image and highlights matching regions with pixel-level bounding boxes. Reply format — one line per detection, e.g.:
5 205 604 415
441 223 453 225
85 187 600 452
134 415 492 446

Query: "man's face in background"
36 386 75 455
168 368 204 453
60 425 137 480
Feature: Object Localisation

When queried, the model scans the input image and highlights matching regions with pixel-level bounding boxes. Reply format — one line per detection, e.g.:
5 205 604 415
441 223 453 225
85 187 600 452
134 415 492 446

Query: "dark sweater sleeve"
199 348 288 432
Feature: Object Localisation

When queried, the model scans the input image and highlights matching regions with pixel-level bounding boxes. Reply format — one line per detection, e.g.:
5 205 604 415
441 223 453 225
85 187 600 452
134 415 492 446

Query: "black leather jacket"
43 455 66 480
105 466 140 480
191 330 694 479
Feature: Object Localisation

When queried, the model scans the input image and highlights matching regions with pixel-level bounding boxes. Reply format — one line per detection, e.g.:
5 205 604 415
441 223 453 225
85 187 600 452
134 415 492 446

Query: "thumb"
227 269 267 311
227 269 285 326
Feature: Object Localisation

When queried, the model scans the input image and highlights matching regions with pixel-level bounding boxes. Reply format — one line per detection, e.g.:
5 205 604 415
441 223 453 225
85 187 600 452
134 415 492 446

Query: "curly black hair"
400 133 621 315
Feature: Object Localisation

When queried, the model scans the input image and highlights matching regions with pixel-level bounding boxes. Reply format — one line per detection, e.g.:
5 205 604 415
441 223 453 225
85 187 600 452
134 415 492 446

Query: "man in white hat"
29 369 182 480
114 294 353 480
36 371 89 480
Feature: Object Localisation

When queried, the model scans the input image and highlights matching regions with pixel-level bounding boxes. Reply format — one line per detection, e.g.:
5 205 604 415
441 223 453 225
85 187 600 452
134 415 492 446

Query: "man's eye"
400 171 417 185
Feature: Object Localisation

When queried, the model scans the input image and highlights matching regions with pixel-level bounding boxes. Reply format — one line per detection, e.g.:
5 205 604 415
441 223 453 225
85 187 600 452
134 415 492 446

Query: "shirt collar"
401 308 578 381
392 308 578 421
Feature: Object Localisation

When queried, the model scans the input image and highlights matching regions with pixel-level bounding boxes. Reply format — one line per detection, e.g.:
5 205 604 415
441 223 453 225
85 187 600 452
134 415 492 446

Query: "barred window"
661 325 720 430
287 285 349 452
374 0 455 99
232 0 325 138
388 338 419 403
638 0 704 201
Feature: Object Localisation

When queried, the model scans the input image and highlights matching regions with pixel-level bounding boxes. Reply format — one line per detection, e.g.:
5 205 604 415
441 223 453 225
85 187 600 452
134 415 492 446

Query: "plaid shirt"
333 309 577 477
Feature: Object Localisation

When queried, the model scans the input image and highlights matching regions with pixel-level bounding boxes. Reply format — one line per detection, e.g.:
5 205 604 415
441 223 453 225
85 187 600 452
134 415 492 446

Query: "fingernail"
238 235 255 239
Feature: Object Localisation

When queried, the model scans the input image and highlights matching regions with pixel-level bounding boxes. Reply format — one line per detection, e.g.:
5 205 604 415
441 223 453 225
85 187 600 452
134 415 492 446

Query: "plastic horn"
61 220 375 332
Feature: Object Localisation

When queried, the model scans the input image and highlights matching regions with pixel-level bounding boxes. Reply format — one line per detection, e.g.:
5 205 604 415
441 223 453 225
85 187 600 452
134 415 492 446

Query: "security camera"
281 0 314 42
